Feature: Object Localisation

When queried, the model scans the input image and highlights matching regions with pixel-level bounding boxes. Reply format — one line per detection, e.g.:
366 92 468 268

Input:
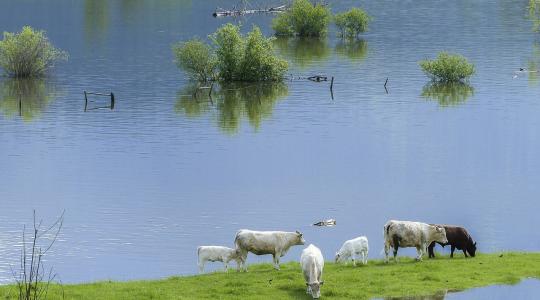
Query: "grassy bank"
1 252 539 299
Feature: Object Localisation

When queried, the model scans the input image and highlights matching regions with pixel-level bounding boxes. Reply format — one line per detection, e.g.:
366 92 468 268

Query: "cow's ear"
306 283 309 287
474 242 477 246
296 230 302 236
320 281 324 285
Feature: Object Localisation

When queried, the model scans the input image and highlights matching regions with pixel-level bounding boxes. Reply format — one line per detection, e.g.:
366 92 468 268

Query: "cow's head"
334 252 341 263
468 241 477 257
306 281 323 299
295 230 306 245
432 225 448 244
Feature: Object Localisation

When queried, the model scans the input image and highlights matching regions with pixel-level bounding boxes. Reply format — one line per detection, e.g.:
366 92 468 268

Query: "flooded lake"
1 0 540 283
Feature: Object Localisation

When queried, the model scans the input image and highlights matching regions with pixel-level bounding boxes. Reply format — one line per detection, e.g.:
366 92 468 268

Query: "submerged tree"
174 24 288 82
272 0 331 37
334 8 371 38
173 39 217 82
421 82 474 107
0 26 67 78
420 52 475 82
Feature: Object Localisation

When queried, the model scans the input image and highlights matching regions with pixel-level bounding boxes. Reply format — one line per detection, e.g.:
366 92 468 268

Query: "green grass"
1 252 539 299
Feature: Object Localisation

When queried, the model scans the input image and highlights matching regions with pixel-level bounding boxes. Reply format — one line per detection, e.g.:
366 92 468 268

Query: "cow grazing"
335 236 369 266
301 244 324 299
234 229 305 271
197 246 242 273
428 225 477 258
383 220 448 262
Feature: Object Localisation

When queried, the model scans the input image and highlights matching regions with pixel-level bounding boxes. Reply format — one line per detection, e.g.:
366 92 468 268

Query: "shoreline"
1 252 539 299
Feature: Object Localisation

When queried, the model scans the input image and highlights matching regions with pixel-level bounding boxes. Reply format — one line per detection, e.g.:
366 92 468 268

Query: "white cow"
300 244 324 299
234 229 305 271
383 220 448 263
335 236 369 266
197 246 241 273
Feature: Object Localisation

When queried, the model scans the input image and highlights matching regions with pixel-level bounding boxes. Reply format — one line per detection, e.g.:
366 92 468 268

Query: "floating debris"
213 1 288 18
313 219 336 227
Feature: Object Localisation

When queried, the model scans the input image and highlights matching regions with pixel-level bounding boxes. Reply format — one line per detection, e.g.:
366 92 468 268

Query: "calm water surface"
1 0 540 283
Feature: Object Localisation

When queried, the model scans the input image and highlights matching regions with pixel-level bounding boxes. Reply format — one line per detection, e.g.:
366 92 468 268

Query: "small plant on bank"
420 52 475 82
334 8 371 38
272 0 331 37
174 24 288 82
0 26 67 78
172 39 217 82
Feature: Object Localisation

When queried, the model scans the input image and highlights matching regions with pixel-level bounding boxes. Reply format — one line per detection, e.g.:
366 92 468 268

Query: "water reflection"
0 78 56 121
421 82 474 107
383 290 447 300
274 37 331 68
84 0 109 44
335 39 368 61
175 83 288 134
529 0 540 32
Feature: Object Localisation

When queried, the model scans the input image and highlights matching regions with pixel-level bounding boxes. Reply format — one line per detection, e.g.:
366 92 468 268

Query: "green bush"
419 52 475 82
334 8 371 38
172 39 217 82
239 27 288 81
211 24 245 82
272 0 331 37
0 26 67 78
175 24 287 82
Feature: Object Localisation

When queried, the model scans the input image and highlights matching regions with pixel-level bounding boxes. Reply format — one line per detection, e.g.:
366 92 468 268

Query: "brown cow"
428 225 476 258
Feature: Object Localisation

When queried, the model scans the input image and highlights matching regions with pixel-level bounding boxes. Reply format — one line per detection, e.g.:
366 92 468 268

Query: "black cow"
428 225 476 258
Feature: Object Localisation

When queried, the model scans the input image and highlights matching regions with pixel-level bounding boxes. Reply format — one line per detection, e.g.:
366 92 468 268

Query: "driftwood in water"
213 4 287 17
313 219 336 227
307 75 328 82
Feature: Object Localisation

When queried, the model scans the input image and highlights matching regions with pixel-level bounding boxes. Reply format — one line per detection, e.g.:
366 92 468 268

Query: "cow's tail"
234 230 242 249
197 246 201 257
381 222 391 256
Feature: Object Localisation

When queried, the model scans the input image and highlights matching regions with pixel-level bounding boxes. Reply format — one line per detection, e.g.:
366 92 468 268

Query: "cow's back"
385 220 428 247
235 230 281 255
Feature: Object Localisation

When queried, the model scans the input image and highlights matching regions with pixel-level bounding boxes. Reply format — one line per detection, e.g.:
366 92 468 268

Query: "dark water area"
1 0 540 284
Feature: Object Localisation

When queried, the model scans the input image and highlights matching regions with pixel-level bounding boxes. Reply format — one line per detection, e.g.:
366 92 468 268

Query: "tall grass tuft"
0 26 67 78
420 52 475 82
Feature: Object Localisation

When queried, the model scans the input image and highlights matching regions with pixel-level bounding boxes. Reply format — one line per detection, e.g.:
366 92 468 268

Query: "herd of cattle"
197 220 477 299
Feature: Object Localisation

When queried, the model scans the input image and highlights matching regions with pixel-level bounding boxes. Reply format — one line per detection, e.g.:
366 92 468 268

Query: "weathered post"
84 91 88 111
110 92 115 110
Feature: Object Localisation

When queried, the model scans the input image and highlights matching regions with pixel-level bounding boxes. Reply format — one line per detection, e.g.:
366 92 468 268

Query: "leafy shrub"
334 8 371 38
211 24 245 82
419 52 475 82
272 0 331 37
172 39 217 82
0 26 67 78
239 27 288 81
175 24 288 82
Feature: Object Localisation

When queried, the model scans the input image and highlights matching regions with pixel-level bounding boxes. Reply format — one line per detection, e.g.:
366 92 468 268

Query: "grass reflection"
0 78 57 121
175 83 288 134
421 82 474 107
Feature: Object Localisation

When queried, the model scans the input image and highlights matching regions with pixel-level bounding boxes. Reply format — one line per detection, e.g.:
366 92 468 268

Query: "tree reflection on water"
0 78 57 121
421 82 474 107
175 82 288 134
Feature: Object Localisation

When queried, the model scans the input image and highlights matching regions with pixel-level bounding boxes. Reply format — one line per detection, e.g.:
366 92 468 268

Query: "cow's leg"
272 254 281 270
224 261 229 272
392 235 400 263
428 242 436 258
239 251 248 272
463 249 468 257
352 253 357 267
384 242 390 263
361 251 366 265
198 261 205 273
415 246 423 261
450 245 455 258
